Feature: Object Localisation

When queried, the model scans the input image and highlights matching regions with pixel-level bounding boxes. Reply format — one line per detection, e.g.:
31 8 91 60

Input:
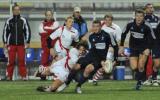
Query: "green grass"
0 80 160 100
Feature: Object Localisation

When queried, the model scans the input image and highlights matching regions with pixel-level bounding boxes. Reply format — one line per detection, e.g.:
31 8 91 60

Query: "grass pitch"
0 80 160 100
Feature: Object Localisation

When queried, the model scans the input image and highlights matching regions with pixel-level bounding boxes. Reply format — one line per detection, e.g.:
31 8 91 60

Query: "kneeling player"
36 47 81 92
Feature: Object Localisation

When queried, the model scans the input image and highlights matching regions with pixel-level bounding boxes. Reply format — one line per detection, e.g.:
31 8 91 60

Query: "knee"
84 64 94 76
153 61 160 68
74 64 81 70
131 66 137 71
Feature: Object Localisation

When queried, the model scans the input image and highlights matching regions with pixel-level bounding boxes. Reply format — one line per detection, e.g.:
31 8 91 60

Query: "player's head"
65 16 74 29
92 20 101 33
12 4 20 16
45 10 54 21
76 42 88 56
73 7 81 18
135 9 145 25
145 3 154 14
104 13 113 27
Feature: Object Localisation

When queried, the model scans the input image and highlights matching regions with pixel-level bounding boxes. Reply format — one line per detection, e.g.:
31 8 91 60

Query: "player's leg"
152 58 160 86
92 47 114 85
37 79 64 92
17 45 27 80
92 68 104 85
75 64 94 93
6 45 17 80
150 48 160 86
57 59 85 92
136 49 150 90
66 64 81 85
37 65 68 92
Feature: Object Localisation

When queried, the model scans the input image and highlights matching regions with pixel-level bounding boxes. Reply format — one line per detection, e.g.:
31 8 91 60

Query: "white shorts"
49 61 69 82
54 42 68 58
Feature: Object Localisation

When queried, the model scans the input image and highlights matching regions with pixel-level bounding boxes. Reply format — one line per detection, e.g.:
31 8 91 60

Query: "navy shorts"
77 53 105 71
152 48 160 59
130 48 146 57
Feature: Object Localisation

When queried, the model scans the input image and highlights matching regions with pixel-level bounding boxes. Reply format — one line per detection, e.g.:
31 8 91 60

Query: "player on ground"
36 46 82 92
143 3 160 86
119 9 156 90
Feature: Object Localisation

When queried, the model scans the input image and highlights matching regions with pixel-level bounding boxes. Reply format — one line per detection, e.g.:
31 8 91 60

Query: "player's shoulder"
153 14 159 19
112 23 121 28
71 27 78 32
6 16 13 23
53 21 59 26
127 19 134 25
101 30 111 37
69 48 79 56
144 21 152 28
20 16 27 21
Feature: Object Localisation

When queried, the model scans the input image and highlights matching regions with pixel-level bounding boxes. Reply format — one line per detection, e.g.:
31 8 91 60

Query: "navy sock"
77 73 88 87
136 70 145 81
152 70 158 80
65 70 77 85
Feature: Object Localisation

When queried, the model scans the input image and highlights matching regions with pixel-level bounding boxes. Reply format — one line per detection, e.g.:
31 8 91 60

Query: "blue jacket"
73 16 88 38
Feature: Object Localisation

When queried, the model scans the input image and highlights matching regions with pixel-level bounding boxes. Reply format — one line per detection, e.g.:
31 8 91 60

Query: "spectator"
2 5 31 81
72 7 88 40
38 10 59 80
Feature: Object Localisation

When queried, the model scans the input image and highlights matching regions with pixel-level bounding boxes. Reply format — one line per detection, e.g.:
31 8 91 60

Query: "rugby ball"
102 60 113 73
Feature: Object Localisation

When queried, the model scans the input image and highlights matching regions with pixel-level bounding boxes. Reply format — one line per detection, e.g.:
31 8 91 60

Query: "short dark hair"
12 4 20 10
104 13 113 20
76 42 88 50
92 20 101 25
135 9 145 16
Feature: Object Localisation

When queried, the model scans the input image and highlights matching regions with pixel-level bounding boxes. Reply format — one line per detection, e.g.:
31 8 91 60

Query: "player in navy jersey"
119 9 156 90
143 3 160 86
73 20 118 93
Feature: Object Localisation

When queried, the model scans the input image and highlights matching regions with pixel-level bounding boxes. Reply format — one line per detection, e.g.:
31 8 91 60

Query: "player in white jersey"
36 47 82 92
101 13 122 43
47 16 79 61
92 14 121 85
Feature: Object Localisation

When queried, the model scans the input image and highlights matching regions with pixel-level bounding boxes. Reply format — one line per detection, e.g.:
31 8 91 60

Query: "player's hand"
25 43 30 49
50 48 56 58
3 43 7 49
119 46 124 56
112 61 117 66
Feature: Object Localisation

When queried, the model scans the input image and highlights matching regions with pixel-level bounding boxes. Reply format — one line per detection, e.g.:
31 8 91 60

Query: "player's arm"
146 22 156 50
44 21 59 30
47 27 62 48
3 19 10 48
38 22 47 35
81 28 93 42
115 25 122 45
71 30 79 47
120 22 131 47
47 27 62 57
119 21 131 54
108 34 118 62
23 18 31 48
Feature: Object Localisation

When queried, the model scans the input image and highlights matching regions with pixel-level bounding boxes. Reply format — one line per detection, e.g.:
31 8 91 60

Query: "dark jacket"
3 15 31 45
